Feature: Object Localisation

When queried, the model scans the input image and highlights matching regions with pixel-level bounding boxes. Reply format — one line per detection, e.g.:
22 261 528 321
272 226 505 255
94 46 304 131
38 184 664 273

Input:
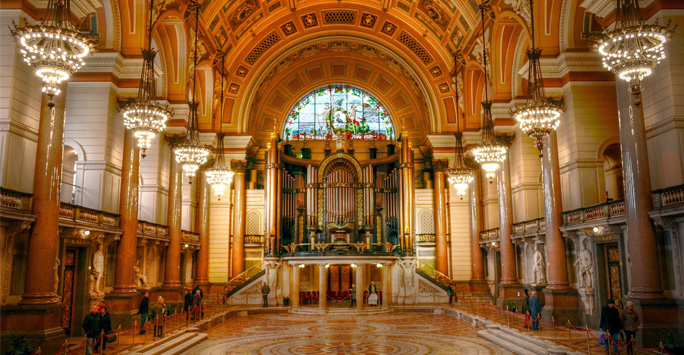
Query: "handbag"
598 329 606 345
106 332 116 343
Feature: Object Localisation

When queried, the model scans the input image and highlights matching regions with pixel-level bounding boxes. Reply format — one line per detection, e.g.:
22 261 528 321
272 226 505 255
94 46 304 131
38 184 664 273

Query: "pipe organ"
275 145 403 253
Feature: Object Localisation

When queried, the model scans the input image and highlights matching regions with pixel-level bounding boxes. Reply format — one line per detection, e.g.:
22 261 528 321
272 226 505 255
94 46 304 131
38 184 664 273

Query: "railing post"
132 320 136 347
100 329 105 353
567 320 572 351
506 305 510 328
83 336 87 355
586 325 590 355
116 325 121 355
526 312 531 336
537 313 541 338
551 317 556 345
63 339 68 355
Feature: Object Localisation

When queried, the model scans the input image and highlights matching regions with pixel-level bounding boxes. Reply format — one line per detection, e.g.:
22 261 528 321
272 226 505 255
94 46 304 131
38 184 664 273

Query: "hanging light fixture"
175 1 211 184
596 0 675 88
447 54 475 200
511 0 564 154
205 51 234 200
11 0 96 107
471 2 507 183
122 0 173 158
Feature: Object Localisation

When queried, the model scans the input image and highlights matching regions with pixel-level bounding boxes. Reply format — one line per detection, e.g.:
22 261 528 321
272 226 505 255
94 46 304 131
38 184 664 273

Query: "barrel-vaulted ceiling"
65 0 614 143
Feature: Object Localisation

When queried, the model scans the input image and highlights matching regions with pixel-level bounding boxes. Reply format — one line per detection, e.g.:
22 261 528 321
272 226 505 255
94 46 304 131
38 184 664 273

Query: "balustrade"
653 184 684 208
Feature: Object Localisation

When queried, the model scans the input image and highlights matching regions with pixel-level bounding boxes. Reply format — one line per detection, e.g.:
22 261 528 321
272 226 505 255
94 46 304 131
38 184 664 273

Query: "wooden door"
61 248 78 336
604 243 623 309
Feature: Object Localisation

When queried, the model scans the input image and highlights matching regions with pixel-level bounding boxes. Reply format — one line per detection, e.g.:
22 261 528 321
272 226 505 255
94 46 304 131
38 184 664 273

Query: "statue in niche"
134 260 150 289
91 243 104 293
533 244 546 285
264 260 282 290
54 258 61 298
574 239 595 289
399 258 416 291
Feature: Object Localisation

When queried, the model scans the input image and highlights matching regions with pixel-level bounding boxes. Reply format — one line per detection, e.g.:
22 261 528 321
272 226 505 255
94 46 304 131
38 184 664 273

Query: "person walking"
621 301 640 355
446 284 454 304
184 288 193 320
193 289 203 319
528 290 541 330
152 296 167 338
137 292 149 334
600 299 622 354
82 306 100 355
261 283 271 307
350 284 357 308
99 306 112 352
521 289 530 328
192 284 204 317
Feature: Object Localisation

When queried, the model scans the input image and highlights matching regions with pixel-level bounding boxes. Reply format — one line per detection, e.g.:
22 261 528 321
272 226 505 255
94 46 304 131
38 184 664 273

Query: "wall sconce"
325 264 329 268
376 263 383 268
298 264 305 269
351 263 357 268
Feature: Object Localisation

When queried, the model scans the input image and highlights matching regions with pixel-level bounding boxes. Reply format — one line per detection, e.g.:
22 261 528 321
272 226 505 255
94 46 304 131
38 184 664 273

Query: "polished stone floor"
181 312 512 354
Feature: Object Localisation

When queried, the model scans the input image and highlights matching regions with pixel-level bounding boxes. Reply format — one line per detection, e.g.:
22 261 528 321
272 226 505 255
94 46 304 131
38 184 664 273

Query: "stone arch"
597 138 623 201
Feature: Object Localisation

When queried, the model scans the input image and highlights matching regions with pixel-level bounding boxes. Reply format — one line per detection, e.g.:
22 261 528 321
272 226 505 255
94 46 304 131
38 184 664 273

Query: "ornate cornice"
0 120 39 142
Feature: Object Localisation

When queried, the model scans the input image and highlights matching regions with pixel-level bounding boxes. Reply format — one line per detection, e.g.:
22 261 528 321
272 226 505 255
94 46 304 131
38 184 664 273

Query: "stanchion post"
63 339 68 355
567 320 573 351
660 341 664 355
585 325 590 355
100 329 105 353
527 312 531 336
537 313 541 339
630 334 634 355
132 320 137 347
552 317 556 345
116 325 121 355
83 336 87 355
506 306 510 328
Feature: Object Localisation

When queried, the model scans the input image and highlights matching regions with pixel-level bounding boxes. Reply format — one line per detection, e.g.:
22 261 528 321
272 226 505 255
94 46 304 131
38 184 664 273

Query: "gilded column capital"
433 159 449 173
232 160 247 174
164 134 185 149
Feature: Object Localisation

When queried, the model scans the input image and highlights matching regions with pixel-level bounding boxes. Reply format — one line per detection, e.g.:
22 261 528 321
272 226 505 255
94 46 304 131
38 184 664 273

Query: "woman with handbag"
99 306 113 352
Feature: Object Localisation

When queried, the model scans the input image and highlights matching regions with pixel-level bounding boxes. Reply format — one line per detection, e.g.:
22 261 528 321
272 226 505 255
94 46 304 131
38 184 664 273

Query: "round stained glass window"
283 85 395 141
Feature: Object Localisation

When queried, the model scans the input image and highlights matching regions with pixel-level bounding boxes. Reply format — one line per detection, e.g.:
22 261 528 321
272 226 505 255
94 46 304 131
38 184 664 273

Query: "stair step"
120 330 191 355
139 333 198 355
478 328 548 355
158 333 208 355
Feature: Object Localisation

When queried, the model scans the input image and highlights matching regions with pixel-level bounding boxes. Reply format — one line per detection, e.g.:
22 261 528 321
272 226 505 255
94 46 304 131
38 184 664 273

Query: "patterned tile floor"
181 312 513 355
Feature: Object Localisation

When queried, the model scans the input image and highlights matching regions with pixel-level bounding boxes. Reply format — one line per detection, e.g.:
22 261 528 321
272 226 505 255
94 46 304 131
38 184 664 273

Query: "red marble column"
497 157 518 285
163 147 182 288
195 171 210 284
20 88 67 305
231 161 246 278
616 79 664 299
470 170 486 281
541 132 570 289
111 130 140 295
433 160 449 275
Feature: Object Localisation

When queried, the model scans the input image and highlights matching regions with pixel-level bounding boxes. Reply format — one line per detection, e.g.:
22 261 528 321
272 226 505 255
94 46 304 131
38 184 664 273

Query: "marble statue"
399 258 416 290
533 245 546 285
574 239 595 289
264 260 281 290
91 244 104 293
134 260 150 289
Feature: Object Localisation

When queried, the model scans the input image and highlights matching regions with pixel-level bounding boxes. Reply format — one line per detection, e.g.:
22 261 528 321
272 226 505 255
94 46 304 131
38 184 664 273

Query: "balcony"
563 199 626 226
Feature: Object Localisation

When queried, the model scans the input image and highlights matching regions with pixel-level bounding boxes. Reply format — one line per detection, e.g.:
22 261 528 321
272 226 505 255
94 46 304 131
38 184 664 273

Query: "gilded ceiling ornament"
381 21 397 35
504 0 531 26
361 13 377 28
230 0 257 26
301 13 318 28
281 21 297 35
419 0 449 29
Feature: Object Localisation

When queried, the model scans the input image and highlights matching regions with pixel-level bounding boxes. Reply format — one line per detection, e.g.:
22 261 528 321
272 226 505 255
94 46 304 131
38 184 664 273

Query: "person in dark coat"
528 290 542 330
193 284 204 317
137 292 149 334
522 289 530 328
600 299 622 354
184 288 193 320
446 284 454 304
621 301 640 355
99 306 112 351
261 283 271 307
193 290 203 319
82 306 100 355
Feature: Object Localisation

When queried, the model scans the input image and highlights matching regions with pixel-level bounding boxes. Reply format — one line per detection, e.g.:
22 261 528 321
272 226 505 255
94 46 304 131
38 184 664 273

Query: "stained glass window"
283 85 395 141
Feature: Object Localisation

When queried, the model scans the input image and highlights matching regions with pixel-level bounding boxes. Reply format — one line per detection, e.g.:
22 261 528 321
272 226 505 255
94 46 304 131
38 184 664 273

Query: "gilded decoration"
301 13 318 28
419 0 450 30
360 13 377 28
229 0 259 28
281 21 297 36
381 21 397 36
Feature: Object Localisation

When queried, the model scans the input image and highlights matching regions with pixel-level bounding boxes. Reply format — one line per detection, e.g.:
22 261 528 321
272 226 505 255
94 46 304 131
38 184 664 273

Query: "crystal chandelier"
205 52 234 200
175 1 211 184
596 0 675 86
471 2 507 183
11 0 96 107
122 0 173 158
447 54 475 200
511 0 564 154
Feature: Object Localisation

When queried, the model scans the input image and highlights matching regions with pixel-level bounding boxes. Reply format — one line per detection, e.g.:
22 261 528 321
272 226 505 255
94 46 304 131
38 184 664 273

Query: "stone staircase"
476 323 584 355
121 328 207 355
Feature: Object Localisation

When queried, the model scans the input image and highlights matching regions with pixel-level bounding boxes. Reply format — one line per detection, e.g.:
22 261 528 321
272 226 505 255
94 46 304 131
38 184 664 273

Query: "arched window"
283 85 394 141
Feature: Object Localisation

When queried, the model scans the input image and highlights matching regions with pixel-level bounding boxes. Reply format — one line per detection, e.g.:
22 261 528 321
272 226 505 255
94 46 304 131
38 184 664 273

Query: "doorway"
61 248 78 336
603 243 623 309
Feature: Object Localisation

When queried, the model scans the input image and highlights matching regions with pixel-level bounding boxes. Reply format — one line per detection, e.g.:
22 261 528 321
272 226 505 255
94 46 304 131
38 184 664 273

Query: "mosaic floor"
182 312 512 355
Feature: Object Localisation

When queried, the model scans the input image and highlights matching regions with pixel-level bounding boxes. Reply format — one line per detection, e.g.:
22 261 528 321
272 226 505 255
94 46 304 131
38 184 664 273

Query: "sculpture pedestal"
0 303 65 355
541 288 580 326
631 298 683 348
496 283 523 309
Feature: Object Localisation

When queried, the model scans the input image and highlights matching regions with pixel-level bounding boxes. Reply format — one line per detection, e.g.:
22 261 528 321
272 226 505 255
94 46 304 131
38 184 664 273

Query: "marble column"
111 130 140 295
356 264 364 309
266 133 278 254
382 264 391 306
195 171 210 285
20 88 67 305
292 265 300 308
433 160 449 275
616 79 664 299
470 170 486 282
232 161 247 278
400 131 415 253
541 133 570 289
319 264 327 310
163 144 182 288
497 157 518 285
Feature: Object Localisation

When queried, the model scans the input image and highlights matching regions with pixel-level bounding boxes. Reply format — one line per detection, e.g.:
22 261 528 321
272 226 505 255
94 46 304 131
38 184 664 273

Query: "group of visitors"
81 300 112 355
600 299 640 354
134 285 205 339
184 285 204 319
521 289 542 330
